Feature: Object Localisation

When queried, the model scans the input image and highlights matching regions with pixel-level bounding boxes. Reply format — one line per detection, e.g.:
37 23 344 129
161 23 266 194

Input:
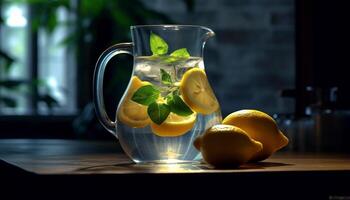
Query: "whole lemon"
195 124 262 167
222 109 289 162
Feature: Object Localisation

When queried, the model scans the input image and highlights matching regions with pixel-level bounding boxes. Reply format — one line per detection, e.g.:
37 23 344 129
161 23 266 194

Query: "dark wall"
143 0 295 116
296 0 350 116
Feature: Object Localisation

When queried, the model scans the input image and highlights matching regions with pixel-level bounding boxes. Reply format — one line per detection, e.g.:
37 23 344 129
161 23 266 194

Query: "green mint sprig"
167 93 193 116
130 33 193 125
150 33 190 63
160 69 172 85
131 85 159 106
150 32 168 56
147 102 170 125
170 48 190 58
131 69 193 125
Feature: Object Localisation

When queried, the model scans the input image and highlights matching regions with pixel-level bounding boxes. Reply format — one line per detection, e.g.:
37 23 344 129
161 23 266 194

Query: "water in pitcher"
116 56 222 163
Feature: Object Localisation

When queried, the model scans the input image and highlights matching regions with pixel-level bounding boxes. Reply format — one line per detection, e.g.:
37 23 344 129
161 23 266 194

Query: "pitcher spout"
201 26 215 47
202 27 215 40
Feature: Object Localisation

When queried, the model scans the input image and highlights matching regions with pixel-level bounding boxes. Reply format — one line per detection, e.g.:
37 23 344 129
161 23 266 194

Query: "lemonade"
94 26 221 163
94 26 288 165
116 55 222 163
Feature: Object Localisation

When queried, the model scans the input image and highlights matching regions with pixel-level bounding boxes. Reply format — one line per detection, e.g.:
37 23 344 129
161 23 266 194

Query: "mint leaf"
166 93 174 104
172 88 180 95
167 94 193 116
131 85 160 106
150 32 168 56
163 48 190 63
160 69 172 85
162 56 177 63
170 48 190 58
147 102 170 125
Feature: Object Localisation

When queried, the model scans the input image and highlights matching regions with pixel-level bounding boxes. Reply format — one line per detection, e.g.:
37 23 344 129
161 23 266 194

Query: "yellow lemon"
180 68 219 115
195 124 262 167
222 109 289 162
151 112 197 137
117 76 151 128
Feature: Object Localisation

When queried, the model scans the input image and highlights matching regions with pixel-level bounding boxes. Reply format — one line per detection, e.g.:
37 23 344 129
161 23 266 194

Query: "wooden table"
1 139 349 197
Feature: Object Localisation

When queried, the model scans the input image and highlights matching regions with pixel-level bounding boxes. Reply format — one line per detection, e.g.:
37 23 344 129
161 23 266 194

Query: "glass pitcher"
93 25 222 163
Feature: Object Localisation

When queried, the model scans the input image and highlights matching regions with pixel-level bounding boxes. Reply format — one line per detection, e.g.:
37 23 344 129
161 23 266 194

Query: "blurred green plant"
14 0 176 45
0 51 22 108
0 0 194 127
0 50 59 110
0 0 60 110
0 0 175 111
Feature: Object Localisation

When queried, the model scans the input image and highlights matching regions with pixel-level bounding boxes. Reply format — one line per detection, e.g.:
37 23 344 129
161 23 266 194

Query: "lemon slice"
180 68 219 115
150 112 197 137
117 76 151 128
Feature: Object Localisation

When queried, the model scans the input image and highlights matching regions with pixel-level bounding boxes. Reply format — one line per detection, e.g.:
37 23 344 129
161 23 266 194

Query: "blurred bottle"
277 86 350 153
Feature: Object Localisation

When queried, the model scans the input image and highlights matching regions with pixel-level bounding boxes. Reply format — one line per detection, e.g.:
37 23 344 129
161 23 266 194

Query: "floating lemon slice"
180 68 219 115
117 76 151 128
151 112 197 137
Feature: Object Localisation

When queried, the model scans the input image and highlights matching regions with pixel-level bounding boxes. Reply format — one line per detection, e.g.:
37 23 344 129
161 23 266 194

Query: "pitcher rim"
130 24 214 33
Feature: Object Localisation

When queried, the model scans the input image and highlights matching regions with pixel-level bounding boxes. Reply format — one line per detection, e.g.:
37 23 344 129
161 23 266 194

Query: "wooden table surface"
1 139 350 198
1 139 350 175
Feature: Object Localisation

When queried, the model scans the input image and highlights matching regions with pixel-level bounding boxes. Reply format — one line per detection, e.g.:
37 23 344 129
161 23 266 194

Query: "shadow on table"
75 161 293 173
0 160 34 175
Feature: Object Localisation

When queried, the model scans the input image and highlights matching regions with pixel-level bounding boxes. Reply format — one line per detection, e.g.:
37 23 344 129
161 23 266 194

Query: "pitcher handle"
93 43 133 137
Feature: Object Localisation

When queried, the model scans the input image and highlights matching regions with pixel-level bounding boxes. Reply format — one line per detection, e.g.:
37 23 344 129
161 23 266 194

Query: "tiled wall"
144 0 295 116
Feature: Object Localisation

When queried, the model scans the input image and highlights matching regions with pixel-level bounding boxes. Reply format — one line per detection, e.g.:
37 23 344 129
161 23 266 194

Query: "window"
37 7 76 115
0 3 28 114
0 2 77 116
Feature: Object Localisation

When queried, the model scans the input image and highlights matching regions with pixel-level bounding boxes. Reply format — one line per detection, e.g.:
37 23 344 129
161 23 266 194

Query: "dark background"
0 0 349 153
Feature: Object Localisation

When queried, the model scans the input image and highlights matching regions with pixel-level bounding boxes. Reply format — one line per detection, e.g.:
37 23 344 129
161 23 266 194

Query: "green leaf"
170 48 190 58
31 79 47 87
0 96 17 108
111 8 134 28
81 0 105 16
131 85 160 106
147 102 170 125
172 88 180 95
150 32 168 56
0 80 26 90
47 12 57 33
166 94 174 103
31 17 40 32
38 94 59 108
162 48 190 63
167 94 193 116
161 56 176 63
0 50 15 73
59 33 77 47
160 69 172 85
